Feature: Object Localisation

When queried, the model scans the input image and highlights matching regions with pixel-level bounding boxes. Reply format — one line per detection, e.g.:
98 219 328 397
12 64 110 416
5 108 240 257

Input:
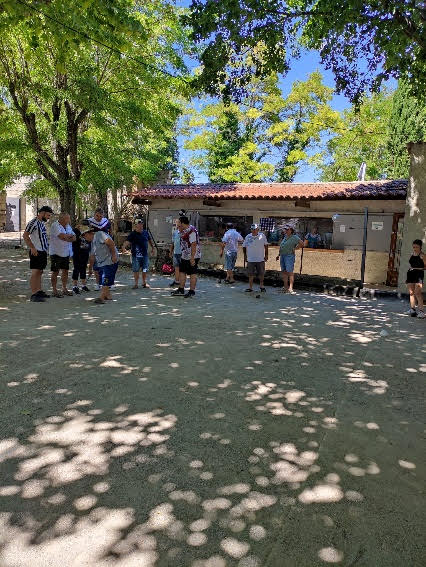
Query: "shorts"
132 255 149 273
280 254 295 272
29 250 47 271
179 258 199 275
247 261 265 277
72 252 89 281
51 254 70 272
406 270 424 284
98 263 118 287
173 253 182 268
224 251 238 271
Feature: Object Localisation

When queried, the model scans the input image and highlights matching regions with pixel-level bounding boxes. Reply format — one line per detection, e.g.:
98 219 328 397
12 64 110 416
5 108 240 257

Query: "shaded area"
0 258 425 566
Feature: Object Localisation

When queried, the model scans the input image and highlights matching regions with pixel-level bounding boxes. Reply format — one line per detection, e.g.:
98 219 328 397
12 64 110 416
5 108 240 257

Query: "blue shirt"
127 230 150 257
172 229 181 255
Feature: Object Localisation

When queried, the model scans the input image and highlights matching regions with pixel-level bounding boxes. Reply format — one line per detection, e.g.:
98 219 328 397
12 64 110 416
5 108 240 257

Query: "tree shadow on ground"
0 279 424 566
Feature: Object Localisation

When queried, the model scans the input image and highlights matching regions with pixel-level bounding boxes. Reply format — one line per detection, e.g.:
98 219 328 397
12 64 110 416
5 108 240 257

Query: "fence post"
358 207 369 295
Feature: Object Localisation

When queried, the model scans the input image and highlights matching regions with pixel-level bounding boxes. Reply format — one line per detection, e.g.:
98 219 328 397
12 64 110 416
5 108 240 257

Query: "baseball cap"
38 205 54 214
250 223 259 230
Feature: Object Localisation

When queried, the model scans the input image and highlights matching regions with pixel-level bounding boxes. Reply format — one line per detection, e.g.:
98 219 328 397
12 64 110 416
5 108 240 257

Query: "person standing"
406 239 425 318
169 220 182 287
171 216 201 298
242 223 268 293
84 228 119 304
71 226 91 293
220 223 243 284
304 226 322 248
22 205 54 302
88 208 112 290
276 226 303 294
122 219 155 289
49 213 76 297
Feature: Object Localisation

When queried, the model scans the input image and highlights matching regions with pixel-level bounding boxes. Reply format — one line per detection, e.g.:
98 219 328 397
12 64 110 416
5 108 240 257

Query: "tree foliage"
186 0 426 104
0 0 188 219
318 84 426 182
183 71 340 182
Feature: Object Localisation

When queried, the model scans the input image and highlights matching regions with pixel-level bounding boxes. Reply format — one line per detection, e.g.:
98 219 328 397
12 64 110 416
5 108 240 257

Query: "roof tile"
132 180 407 201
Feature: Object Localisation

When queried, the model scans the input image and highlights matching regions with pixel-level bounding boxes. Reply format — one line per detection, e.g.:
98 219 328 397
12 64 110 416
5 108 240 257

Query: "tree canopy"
0 0 189 219
186 0 426 105
183 71 340 182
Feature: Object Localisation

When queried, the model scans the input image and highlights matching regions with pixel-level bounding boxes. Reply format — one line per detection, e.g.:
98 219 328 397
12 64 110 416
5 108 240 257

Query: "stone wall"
0 192 6 231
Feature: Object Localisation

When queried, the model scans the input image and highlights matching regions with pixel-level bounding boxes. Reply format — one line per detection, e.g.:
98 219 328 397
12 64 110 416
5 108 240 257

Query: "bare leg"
133 272 139 286
95 271 99 285
259 273 265 288
72 279 78 287
100 285 111 301
283 271 289 291
179 272 187 289
407 284 416 308
51 271 59 293
61 270 69 292
174 266 180 283
189 274 197 291
142 272 148 286
289 272 295 292
226 269 234 281
248 275 254 290
414 283 424 310
30 269 42 294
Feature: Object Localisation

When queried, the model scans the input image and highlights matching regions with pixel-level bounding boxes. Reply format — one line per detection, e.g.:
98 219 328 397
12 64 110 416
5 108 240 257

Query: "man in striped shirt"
23 205 54 302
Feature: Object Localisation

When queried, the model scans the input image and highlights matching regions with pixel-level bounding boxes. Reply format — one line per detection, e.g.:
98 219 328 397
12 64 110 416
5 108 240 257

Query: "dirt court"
0 249 425 567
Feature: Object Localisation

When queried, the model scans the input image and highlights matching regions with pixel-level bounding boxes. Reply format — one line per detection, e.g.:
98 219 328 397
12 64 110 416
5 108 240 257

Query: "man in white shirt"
49 213 76 297
242 223 269 293
220 223 243 284
22 205 54 302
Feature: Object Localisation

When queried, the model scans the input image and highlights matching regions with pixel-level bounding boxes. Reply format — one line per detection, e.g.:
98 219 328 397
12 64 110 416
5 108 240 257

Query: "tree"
318 83 426 182
186 1 425 104
0 0 188 220
318 90 393 181
386 82 426 179
183 71 339 182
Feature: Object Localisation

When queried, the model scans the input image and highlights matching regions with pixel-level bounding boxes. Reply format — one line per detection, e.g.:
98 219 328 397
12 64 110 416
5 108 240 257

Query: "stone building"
132 180 408 286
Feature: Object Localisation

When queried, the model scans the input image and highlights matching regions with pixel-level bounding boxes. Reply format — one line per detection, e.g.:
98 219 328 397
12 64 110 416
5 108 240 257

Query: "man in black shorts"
22 205 54 302
49 212 76 297
171 216 201 298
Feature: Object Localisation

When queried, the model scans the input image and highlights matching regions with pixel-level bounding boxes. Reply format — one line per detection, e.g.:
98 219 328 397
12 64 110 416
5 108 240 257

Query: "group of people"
23 206 119 304
22 206 425 316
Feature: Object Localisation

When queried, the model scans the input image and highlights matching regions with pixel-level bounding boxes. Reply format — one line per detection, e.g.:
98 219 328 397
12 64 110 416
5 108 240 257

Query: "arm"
190 241 197 265
219 242 226 257
88 253 95 276
58 233 75 242
264 244 269 262
122 240 131 254
23 231 38 255
106 238 118 263
296 240 304 250
243 245 247 263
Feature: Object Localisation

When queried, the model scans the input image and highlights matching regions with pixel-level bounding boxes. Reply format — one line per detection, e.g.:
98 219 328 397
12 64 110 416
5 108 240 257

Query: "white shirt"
243 232 268 262
49 221 75 257
222 229 243 254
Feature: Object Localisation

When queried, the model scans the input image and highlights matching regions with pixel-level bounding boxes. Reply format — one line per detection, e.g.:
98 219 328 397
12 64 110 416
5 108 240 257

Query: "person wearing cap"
276 226 303 294
84 228 119 304
122 219 154 289
171 216 201 298
22 205 54 302
220 223 243 284
242 224 269 293
88 208 112 290
49 212 76 298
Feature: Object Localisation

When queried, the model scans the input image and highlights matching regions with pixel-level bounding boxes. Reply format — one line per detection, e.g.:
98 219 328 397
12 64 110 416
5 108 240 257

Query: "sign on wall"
371 221 384 231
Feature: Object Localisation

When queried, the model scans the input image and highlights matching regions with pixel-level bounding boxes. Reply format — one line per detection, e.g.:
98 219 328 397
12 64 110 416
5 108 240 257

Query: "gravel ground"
0 248 425 566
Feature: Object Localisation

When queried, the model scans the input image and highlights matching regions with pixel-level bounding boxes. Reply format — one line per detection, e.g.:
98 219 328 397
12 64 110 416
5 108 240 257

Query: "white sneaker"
417 311 426 319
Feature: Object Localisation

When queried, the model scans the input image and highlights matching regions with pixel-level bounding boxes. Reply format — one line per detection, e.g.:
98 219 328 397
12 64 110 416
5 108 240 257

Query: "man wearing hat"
84 228 119 304
121 219 155 289
242 224 269 293
22 205 54 302
276 226 303 294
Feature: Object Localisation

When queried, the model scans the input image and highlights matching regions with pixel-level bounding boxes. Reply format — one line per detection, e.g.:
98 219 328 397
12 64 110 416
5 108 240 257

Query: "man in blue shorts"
122 219 154 288
84 228 119 304
276 226 303 294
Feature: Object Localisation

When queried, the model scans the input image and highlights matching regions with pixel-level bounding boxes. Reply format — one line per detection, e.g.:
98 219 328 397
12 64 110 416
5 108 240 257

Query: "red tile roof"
132 180 407 201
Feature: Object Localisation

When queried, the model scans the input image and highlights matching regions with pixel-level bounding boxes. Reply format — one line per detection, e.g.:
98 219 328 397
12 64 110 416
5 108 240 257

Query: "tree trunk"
59 182 76 224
